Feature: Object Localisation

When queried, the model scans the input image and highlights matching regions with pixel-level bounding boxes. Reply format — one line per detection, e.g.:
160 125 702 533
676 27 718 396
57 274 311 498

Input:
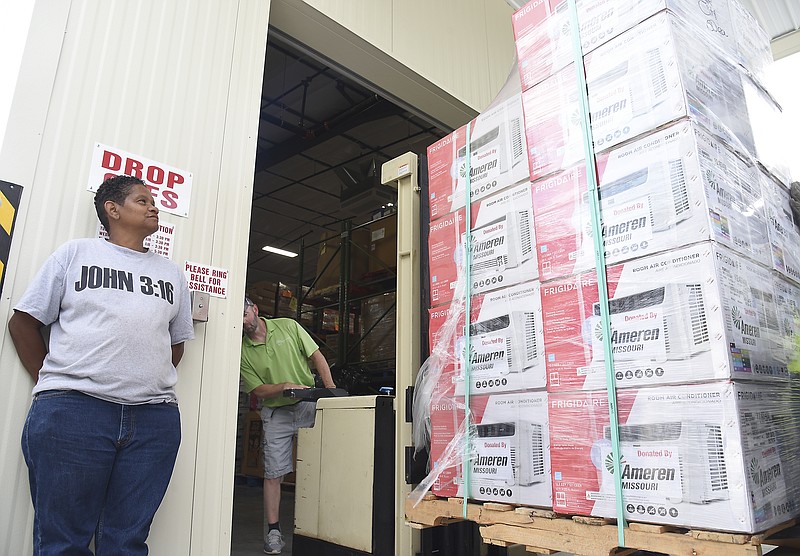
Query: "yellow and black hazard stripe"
0 180 23 295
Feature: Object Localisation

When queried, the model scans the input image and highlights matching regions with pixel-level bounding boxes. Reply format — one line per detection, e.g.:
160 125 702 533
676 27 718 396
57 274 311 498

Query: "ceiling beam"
255 96 404 172
253 125 438 202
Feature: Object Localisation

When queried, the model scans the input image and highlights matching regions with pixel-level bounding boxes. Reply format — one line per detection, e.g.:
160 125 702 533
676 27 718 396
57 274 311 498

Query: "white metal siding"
738 0 800 59
1 1 517 554
0 0 269 554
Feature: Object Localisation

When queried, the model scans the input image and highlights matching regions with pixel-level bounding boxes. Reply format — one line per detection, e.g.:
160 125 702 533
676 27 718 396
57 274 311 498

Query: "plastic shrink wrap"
410 0 800 536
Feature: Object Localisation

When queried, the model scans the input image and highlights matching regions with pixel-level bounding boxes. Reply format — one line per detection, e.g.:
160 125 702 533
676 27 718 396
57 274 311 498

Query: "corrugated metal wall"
0 0 515 554
0 0 269 554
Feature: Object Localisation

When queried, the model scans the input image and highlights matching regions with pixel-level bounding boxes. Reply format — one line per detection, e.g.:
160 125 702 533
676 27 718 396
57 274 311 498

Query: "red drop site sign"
87 143 193 217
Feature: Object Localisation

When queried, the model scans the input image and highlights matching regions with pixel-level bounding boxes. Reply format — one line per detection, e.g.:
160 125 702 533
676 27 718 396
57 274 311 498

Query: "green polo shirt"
240 317 319 407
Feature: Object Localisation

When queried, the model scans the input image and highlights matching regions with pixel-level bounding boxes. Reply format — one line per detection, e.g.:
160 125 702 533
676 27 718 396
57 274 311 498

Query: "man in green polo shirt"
241 297 335 555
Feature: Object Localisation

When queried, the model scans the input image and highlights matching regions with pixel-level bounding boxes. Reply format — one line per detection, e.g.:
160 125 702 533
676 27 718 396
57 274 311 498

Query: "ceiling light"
262 245 298 257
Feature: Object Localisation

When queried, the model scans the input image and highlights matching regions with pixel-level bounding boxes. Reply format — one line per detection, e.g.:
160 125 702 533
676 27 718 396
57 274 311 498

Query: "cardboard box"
522 12 756 182
428 378 462 498
540 242 790 392
241 411 264 477
771 274 800 366
512 0 769 92
428 282 546 395
428 182 538 307
761 171 800 286
431 391 552 507
548 382 798 532
360 292 396 362
368 213 397 273
246 281 278 317
532 120 771 282
427 94 529 222
314 228 372 291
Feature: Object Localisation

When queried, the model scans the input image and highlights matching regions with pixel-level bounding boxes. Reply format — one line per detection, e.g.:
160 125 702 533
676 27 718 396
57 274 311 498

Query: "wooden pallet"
405 495 799 556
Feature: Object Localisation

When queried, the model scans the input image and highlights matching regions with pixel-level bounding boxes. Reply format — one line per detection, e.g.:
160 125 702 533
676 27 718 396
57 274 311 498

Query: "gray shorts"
260 402 316 479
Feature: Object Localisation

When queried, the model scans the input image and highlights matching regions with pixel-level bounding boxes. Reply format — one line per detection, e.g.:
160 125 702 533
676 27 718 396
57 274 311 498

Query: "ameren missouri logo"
731 306 761 340
605 453 676 491
749 457 781 496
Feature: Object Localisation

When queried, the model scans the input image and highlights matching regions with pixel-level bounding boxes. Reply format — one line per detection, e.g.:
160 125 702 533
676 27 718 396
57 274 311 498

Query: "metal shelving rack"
296 215 398 394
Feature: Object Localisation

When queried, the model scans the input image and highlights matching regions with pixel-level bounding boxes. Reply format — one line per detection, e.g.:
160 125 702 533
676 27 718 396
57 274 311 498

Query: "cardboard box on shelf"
314 228 371 292
241 411 264 477
246 281 278 316
360 292 396 362
367 214 398 274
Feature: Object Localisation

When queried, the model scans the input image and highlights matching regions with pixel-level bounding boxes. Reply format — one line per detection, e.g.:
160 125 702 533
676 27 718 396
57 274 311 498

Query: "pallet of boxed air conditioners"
410 0 800 543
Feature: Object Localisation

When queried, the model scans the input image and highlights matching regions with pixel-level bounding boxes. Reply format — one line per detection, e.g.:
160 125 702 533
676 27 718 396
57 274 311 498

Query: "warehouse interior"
231 31 450 554
231 2 800 555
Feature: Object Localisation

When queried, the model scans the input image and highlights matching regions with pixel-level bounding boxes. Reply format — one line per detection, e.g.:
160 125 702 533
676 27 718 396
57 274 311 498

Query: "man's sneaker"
264 529 285 555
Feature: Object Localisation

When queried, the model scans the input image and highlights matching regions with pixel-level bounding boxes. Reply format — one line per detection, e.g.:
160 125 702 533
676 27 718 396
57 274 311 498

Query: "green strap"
565 0 627 546
463 124 473 518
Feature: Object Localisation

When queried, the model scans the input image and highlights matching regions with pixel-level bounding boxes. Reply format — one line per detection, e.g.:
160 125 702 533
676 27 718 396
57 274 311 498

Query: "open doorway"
230 33 446 555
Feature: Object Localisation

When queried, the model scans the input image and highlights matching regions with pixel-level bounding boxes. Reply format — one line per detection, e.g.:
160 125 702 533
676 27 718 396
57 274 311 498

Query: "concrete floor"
231 481 296 556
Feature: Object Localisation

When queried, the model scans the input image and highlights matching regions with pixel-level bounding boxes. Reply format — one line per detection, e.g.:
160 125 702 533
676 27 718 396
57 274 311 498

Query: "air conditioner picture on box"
588 283 710 365
427 182 539 306
429 392 552 506
427 94 530 220
548 382 796 532
474 420 547 489
532 119 770 283
541 242 788 392
469 310 539 374
596 421 729 505
455 281 546 395
469 209 534 277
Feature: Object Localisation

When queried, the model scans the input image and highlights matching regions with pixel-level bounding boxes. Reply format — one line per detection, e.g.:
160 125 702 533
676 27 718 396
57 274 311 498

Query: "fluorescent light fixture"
262 245 298 258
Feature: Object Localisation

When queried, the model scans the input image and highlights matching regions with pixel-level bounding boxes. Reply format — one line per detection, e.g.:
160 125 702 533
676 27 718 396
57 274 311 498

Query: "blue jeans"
21 390 181 556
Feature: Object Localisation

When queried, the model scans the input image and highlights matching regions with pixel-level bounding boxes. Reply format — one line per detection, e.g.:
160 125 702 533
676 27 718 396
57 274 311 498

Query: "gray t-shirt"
15 238 195 404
